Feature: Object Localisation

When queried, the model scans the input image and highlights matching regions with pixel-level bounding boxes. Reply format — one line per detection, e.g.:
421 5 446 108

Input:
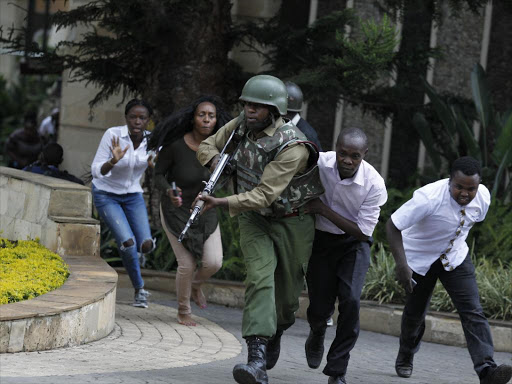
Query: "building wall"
433 4 484 97
0 1 26 85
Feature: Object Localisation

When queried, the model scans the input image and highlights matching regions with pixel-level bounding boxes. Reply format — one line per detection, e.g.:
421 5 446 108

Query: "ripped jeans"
92 185 153 290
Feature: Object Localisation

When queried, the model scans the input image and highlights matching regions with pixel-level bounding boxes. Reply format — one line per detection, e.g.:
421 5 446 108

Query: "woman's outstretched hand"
110 136 129 164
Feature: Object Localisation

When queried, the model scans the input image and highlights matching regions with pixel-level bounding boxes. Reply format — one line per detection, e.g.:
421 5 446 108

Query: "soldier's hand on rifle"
191 193 228 214
167 186 182 207
208 154 220 173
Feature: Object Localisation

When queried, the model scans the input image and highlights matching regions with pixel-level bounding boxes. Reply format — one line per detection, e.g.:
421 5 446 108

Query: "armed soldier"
196 74 324 384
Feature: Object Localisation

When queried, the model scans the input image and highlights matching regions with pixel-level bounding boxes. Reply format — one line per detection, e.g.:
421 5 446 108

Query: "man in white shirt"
386 156 511 384
304 127 387 384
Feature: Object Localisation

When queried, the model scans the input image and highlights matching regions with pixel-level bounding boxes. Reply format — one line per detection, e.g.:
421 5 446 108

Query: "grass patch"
0 238 70 305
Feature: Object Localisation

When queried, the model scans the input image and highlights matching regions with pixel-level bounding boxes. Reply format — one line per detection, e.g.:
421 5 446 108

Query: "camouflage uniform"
232 118 324 338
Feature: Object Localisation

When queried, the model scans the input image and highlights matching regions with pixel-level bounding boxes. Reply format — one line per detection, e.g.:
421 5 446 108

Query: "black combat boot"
266 329 283 370
233 336 269 384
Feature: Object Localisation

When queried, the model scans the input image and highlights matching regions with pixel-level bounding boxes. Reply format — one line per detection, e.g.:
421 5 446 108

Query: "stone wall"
0 166 99 257
0 166 117 353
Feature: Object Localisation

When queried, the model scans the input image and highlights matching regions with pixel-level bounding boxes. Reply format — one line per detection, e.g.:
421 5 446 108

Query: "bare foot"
191 286 207 309
178 314 196 326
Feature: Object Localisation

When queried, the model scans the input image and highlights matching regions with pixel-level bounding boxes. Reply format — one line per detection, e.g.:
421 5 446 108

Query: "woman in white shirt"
91 99 154 308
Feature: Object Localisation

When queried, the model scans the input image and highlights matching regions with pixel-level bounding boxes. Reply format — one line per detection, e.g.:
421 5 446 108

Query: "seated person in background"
5 111 43 169
23 143 84 185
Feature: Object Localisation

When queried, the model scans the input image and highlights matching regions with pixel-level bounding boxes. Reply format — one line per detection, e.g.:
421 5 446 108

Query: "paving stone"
0 288 510 384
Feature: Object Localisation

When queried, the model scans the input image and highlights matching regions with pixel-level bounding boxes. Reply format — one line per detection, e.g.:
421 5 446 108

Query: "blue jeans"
399 256 496 378
92 185 152 290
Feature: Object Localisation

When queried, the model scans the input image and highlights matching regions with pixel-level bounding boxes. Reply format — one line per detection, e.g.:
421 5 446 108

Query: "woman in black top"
149 95 232 326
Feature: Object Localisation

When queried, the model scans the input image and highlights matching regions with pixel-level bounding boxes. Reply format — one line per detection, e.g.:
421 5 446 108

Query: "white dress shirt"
291 113 301 125
38 116 55 136
91 125 150 194
315 152 387 236
391 178 490 276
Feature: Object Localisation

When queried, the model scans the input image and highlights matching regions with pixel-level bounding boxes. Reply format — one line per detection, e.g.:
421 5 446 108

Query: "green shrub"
373 187 415 245
0 238 69 305
362 245 512 321
468 200 512 265
362 245 406 304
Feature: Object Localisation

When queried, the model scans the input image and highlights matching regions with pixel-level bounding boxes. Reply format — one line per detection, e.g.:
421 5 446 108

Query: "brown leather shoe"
395 351 414 378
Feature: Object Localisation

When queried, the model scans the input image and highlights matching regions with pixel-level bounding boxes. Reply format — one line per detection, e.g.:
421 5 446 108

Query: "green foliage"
0 238 69 305
363 245 406 304
413 64 512 199
362 244 512 321
467 201 512 265
373 187 416 245
238 9 398 108
1 0 236 117
332 14 397 89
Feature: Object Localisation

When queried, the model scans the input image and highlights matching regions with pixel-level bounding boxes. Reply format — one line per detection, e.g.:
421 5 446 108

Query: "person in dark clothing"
5 111 43 169
285 81 323 151
23 143 84 185
148 95 232 326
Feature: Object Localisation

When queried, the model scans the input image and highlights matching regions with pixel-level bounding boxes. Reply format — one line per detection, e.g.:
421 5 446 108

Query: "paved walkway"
1 288 511 384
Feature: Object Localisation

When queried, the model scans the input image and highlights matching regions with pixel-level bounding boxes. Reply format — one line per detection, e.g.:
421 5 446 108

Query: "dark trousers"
399 256 496 378
306 229 371 377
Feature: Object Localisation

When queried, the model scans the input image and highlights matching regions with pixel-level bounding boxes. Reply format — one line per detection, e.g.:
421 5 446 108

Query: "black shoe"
266 329 283 370
328 376 347 384
233 336 268 384
305 329 325 369
481 365 512 384
395 351 414 378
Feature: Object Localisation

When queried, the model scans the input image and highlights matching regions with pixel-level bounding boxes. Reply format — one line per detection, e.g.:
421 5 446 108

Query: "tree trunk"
146 0 233 119
487 1 512 114
388 1 433 188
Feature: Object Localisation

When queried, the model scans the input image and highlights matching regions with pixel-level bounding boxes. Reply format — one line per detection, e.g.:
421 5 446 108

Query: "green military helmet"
239 75 288 115
285 81 303 112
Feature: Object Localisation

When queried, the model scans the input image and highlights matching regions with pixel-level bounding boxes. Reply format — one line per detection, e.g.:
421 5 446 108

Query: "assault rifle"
178 127 242 242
